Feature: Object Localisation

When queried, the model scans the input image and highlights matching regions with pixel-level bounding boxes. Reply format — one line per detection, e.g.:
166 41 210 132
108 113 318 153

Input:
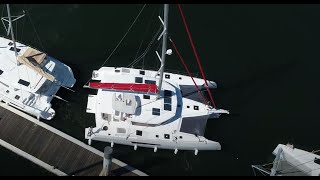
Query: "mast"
6 4 20 65
157 4 169 99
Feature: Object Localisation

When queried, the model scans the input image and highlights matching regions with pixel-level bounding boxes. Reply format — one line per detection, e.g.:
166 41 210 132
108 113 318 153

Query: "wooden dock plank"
0 106 142 176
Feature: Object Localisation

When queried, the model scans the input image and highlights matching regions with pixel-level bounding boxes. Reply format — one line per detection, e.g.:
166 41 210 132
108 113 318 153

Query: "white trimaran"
84 4 229 154
252 144 320 176
0 4 76 120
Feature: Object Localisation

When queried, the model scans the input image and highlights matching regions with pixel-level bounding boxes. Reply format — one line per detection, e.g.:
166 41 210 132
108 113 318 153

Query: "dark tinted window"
9 47 21 52
164 97 171 104
18 79 30 87
135 77 143 83
152 108 160 116
164 90 172 97
164 104 171 111
145 80 156 85
143 95 150 99
136 130 142 136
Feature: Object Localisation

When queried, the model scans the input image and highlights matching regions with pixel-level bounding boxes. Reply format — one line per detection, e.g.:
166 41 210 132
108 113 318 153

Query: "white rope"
84 4 147 86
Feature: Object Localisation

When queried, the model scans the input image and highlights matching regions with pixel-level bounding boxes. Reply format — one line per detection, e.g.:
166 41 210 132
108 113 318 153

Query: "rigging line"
20 9 26 42
169 37 209 105
312 149 320 154
260 162 275 167
84 4 147 86
129 26 161 68
15 17 17 41
25 7 45 52
22 4 33 13
133 5 157 63
252 165 272 176
177 4 216 108
1 4 5 18
128 25 162 68
252 166 257 176
251 166 267 176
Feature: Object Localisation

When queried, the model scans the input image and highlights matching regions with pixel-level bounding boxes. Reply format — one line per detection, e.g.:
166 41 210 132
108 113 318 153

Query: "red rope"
169 37 209 105
177 4 216 108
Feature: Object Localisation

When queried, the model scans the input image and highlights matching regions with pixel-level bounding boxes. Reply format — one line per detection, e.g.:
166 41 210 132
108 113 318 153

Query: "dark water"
1 4 320 176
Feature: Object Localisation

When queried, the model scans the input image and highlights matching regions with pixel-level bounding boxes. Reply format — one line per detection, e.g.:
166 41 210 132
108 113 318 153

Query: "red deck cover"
89 82 158 94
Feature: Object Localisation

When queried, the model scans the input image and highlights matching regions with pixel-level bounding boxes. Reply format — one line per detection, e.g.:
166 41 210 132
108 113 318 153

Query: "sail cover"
89 82 158 94
17 47 55 82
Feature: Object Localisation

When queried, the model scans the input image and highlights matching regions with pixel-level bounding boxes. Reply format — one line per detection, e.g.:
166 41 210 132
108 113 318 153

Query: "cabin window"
156 135 159 138
5 90 9 93
9 47 21 52
194 105 199 110
179 77 182 80
165 74 170 79
0 69 3 75
140 70 145 75
115 69 120 73
145 80 156 85
187 106 190 108
103 126 108 130
143 95 150 99
164 97 171 104
8 42 13 46
179 136 183 139
164 134 170 139
135 77 143 83
164 104 172 111
136 130 142 136
15 95 20 100
163 90 172 111
18 79 30 87
164 90 172 97
152 108 160 116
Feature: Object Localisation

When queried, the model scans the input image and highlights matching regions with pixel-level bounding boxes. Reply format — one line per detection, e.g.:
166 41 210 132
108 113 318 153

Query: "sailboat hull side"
85 128 221 151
